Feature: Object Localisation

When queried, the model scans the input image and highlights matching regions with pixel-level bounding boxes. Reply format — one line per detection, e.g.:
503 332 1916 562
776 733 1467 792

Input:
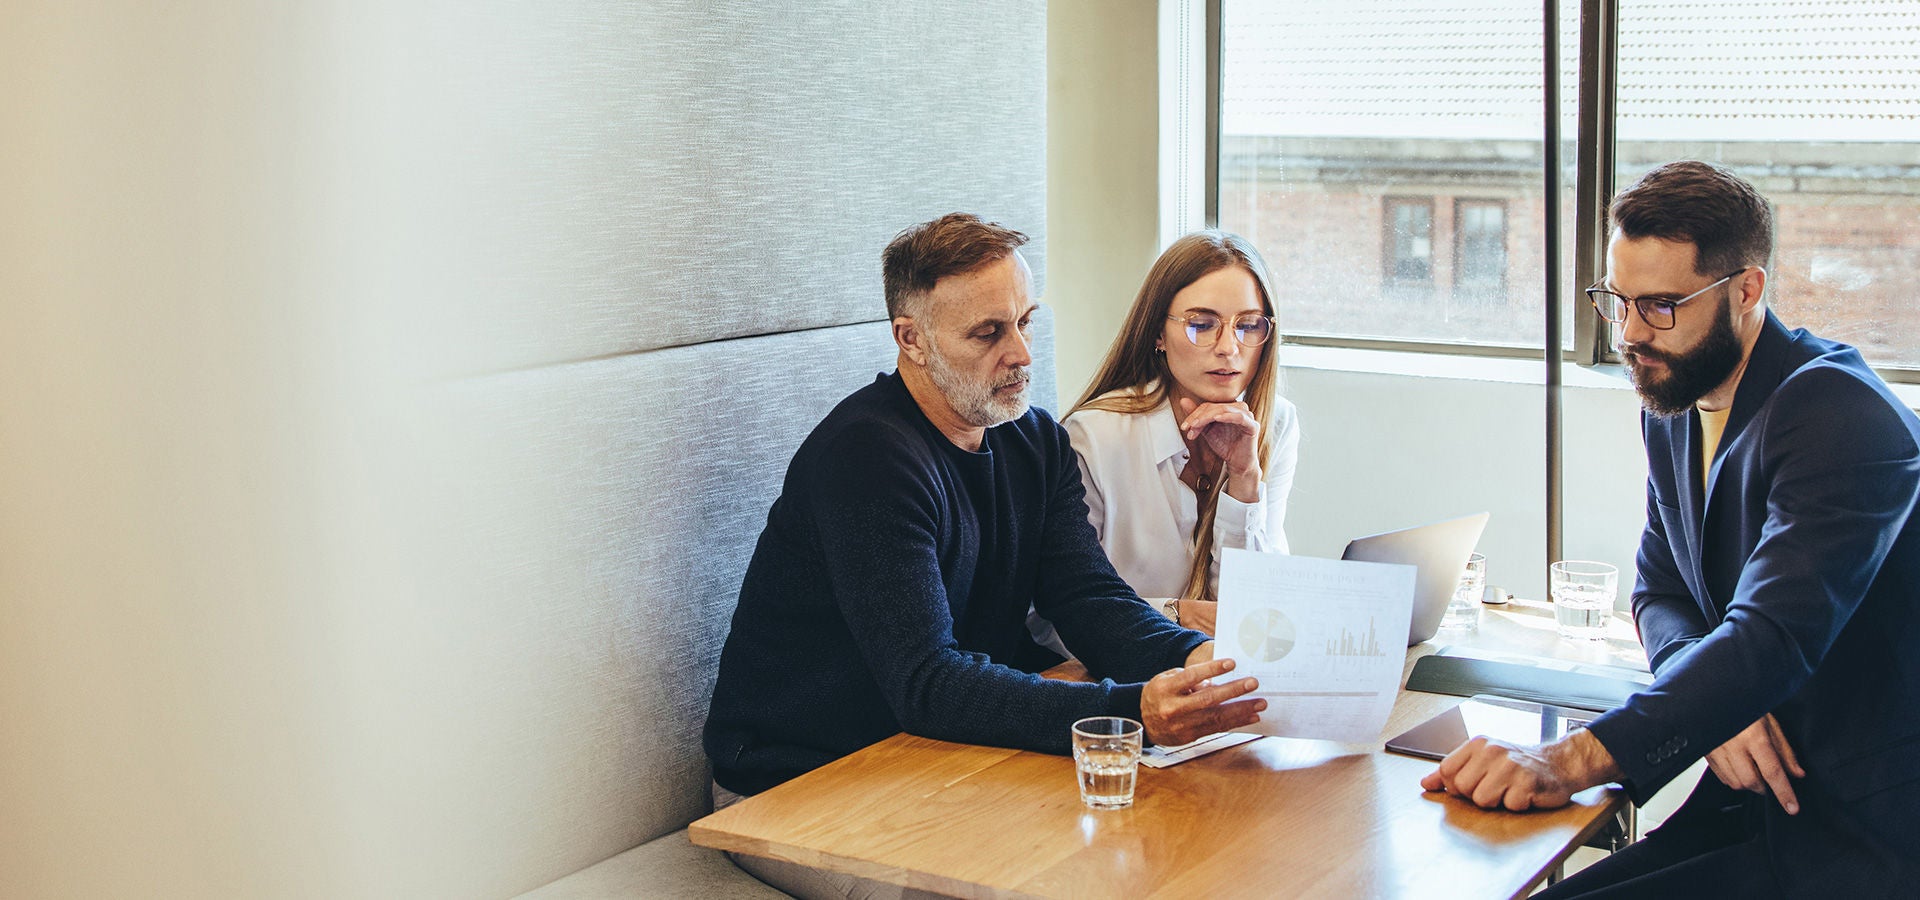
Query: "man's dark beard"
1624 294 1744 418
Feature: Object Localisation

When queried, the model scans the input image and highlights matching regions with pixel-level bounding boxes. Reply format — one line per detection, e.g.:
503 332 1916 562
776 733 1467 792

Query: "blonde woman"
1035 231 1297 648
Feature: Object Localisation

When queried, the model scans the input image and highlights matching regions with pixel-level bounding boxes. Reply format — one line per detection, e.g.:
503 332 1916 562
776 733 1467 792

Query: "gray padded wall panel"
336 309 1054 896
336 323 895 896
373 0 1047 376
317 2 1052 893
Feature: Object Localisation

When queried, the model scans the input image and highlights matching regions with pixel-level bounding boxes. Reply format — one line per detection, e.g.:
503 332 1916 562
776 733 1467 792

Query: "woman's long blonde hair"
1071 231 1283 605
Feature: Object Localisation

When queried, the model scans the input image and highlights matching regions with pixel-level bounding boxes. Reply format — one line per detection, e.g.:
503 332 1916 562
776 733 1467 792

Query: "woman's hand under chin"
1175 397 1262 502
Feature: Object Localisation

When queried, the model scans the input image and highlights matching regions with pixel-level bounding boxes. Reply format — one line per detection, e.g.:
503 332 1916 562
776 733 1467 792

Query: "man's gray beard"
926 339 1030 428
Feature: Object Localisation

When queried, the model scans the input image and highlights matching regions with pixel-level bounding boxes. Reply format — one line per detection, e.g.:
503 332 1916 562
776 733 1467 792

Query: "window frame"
1203 0 1919 382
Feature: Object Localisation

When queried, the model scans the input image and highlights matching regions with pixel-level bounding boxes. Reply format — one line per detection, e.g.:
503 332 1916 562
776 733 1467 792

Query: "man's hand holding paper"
1139 649 1266 747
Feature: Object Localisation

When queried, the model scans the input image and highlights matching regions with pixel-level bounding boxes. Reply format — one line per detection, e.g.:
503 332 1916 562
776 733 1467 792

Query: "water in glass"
1442 553 1487 630
1075 748 1138 809
1553 583 1614 640
1071 716 1142 810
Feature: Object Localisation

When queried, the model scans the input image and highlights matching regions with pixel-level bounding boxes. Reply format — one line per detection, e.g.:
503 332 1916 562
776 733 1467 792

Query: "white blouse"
1030 390 1300 654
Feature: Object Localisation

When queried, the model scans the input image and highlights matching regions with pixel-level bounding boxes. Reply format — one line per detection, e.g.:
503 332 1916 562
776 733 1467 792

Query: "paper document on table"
1215 549 1417 742
1139 732 1262 768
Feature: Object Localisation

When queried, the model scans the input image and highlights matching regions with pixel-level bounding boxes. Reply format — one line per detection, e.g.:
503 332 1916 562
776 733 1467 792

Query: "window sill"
1277 344 1632 391
1278 343 1920 410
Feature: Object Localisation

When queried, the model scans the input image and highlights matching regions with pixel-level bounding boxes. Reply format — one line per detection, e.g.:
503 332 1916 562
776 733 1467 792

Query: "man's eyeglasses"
1167 311 1275 348
1585 268 1748 331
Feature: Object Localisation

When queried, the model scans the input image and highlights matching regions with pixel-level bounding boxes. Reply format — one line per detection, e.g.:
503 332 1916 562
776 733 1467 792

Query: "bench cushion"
515 829 789 899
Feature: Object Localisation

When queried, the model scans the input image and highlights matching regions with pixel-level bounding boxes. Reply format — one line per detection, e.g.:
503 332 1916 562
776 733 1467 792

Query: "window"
1611 0 1920 370
1217 0 1578 352
1454 200 1508 303
1385 198 1434 288
1216 0 1920 372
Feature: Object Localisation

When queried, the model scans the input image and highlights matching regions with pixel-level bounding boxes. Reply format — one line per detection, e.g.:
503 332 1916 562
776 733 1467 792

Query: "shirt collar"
1146 394 1187 465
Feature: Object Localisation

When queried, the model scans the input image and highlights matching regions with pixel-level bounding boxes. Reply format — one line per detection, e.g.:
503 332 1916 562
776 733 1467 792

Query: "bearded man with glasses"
1424 160 1920 897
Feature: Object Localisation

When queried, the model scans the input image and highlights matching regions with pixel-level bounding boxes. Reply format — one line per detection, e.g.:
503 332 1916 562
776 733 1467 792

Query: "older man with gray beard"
703 214 1264 900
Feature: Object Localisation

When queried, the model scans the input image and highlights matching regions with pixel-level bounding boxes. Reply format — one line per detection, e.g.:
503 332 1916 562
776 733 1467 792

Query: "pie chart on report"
1237 608 1296 662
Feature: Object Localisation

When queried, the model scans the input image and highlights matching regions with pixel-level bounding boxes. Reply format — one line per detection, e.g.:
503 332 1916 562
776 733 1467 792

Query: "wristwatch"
1157 597 1181 624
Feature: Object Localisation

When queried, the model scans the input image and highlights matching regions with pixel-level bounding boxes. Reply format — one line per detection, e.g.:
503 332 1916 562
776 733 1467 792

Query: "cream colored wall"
2 3 1047 899
0 5 353 897
1047 0 1164 405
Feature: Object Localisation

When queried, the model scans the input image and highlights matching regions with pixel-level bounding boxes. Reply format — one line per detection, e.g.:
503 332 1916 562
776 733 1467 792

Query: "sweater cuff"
1172 630 1209 670
1106 682 1147 723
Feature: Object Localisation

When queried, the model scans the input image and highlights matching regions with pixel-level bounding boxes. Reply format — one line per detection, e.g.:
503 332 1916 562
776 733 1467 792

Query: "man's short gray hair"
881 213 1028 320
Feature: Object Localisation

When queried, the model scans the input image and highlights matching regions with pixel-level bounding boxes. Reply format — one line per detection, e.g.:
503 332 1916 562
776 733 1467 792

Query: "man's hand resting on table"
1139 641 1265 747
1420 728 1623 811
1706 713 1805 815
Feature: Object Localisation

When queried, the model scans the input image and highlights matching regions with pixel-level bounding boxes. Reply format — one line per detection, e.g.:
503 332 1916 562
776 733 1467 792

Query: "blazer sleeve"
1586 367 1920 801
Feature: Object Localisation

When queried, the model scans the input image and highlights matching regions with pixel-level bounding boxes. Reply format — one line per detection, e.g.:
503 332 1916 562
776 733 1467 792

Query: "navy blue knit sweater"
704 372 1207 795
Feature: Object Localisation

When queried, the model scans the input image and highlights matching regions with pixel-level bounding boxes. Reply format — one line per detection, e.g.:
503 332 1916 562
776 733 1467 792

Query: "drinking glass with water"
1441 552 1487 630
1071 716 1143 810
1550 561 1618 640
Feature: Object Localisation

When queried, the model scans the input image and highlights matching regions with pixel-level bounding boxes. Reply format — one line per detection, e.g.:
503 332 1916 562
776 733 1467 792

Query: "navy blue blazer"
1586 311 1920 894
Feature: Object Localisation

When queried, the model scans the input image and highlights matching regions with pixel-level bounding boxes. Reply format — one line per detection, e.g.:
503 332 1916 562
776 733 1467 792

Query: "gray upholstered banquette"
461 2 1059 894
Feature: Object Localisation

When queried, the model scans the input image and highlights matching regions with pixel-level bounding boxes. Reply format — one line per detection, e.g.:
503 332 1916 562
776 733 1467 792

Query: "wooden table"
691 602 1645 899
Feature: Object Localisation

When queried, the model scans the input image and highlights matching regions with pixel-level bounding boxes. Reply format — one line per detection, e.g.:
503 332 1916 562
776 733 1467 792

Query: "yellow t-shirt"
1699 406 1732 482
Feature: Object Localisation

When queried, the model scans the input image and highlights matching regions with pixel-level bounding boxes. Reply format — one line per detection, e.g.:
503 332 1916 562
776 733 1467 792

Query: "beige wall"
0 4 353 896
1 2 1047 898
1046 0 1163 405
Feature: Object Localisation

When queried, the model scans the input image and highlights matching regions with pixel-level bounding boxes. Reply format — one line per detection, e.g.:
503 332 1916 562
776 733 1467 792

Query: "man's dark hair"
882 213 1029 319
1609 160 1774 276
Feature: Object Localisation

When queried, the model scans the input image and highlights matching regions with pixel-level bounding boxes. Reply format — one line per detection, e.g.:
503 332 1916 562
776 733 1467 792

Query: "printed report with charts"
1215 549 1417 742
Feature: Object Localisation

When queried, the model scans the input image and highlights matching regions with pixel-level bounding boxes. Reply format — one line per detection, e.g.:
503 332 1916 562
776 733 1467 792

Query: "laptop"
1340 512 1489 646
